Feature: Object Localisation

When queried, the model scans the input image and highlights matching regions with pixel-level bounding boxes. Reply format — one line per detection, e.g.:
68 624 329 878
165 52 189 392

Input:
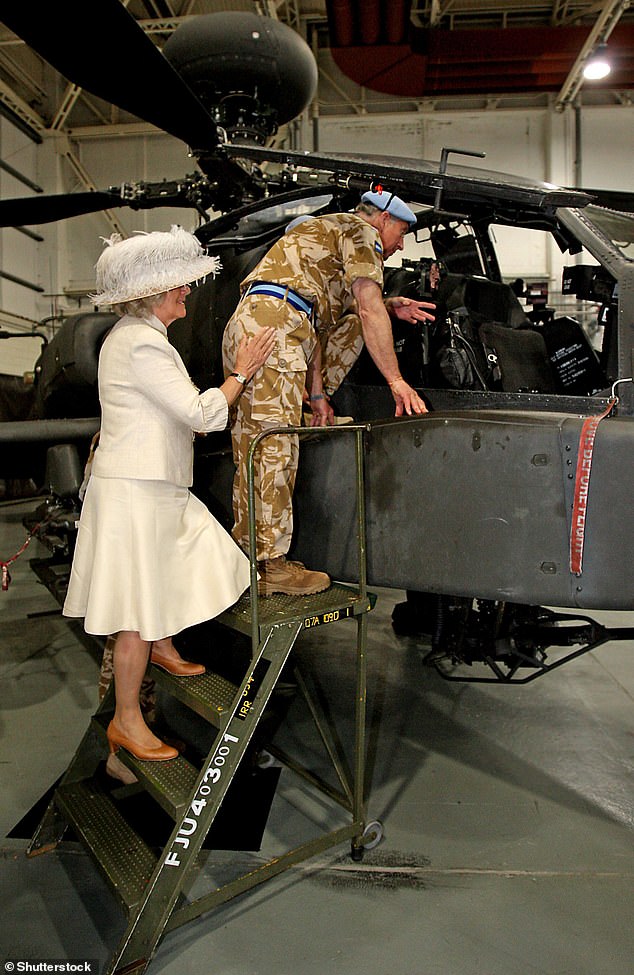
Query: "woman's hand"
221 327 276 407
234 327 276 381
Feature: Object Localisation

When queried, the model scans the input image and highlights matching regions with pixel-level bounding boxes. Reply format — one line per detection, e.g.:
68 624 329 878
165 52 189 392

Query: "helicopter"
1 2 634 683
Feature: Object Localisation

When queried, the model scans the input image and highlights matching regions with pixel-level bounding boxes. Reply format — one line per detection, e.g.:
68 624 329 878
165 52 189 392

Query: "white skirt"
63 474 251 641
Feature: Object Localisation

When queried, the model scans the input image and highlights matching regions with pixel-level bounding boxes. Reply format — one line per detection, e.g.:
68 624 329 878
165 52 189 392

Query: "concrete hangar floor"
0 496 633 975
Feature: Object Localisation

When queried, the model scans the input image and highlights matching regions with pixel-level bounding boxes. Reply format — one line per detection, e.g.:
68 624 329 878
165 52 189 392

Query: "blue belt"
243 282 314 318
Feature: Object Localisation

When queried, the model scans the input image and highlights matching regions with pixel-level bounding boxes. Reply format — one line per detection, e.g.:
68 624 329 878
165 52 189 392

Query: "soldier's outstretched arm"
385 295 436 324
352 277 427 416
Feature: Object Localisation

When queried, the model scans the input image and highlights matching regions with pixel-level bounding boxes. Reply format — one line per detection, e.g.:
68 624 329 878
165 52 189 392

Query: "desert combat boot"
258 557 331 596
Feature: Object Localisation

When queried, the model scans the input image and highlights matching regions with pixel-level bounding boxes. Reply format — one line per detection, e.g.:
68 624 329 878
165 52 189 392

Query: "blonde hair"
113 292 168 318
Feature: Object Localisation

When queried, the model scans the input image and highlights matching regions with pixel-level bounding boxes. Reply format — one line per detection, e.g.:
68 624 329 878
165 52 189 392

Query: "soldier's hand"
387 297 436 325
309 395 335 427
389 377 428 416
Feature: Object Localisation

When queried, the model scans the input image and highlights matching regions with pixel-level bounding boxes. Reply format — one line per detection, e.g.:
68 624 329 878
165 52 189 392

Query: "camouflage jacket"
241 213 384 333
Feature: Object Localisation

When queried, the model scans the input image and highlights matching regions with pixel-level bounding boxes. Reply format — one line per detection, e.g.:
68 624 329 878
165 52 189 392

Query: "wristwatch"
230 372 248 385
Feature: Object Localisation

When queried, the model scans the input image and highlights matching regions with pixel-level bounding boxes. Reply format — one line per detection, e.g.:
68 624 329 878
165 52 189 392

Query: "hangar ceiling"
0 0 632 147
325 0 634 108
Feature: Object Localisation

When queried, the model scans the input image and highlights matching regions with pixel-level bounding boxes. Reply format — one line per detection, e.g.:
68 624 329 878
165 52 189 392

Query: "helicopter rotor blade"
0 192 126 227
225 144 594 210
1 2 220 151
0 177 217 227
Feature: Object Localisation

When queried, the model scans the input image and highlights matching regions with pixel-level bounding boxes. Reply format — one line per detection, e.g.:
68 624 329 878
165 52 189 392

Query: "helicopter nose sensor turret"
163 12 318 145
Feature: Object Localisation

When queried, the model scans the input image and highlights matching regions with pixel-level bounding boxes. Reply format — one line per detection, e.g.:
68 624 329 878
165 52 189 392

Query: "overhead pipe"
358 0 381 46
326 0 356 47
385 0 410 46
327 0 411 48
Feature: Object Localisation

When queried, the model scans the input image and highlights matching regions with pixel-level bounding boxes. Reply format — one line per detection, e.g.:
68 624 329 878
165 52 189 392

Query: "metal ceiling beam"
555 0 631 110
0 78 46 142
62 122 160 140
408 0 634 33
50 85 83 132
0 158 43 193
0 48 47 102
55 136 127 237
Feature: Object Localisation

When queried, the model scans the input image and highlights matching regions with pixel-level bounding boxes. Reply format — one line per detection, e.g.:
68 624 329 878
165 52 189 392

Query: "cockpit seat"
539 316 606 396
442 275 532 329
479 323 558 393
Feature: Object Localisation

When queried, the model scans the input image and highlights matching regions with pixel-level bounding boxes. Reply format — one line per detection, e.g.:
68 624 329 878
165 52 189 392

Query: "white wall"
577 107 634 188
316 104 633 301
0 122 196 374
60 133 197 296
0 101 633 375
317 104 634 192
0 119 43 375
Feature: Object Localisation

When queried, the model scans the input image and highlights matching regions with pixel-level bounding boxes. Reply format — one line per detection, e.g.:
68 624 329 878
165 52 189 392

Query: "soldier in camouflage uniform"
222 190 435 596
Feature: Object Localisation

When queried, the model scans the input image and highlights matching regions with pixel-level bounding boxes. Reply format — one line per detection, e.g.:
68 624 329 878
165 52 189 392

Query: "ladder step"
150 668 238 725
220 582 374 636
115 752 200 820
56 779 157 914
91 718 199 819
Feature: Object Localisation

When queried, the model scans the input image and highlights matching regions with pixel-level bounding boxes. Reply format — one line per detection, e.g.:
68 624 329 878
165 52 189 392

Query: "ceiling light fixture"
583 44 611 81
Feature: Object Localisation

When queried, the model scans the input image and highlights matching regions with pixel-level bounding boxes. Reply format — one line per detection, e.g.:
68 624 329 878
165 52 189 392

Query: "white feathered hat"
91 225 221 306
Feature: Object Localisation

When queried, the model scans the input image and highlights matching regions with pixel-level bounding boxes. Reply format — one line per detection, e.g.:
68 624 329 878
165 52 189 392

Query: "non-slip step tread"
90 717 202 817
56 779 156 910
109 750 199 819
221 582 373 634
150 668 238 723
123 751 198 804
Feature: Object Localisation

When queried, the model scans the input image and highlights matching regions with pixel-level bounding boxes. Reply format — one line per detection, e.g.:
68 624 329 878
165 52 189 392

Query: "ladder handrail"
246 423 371 651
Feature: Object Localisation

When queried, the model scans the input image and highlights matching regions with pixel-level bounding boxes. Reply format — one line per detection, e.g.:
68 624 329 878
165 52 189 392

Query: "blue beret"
361 190 416 227
285 215 314 233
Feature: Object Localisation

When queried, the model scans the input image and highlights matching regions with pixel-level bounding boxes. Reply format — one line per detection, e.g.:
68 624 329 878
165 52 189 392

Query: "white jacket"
91 313 227 487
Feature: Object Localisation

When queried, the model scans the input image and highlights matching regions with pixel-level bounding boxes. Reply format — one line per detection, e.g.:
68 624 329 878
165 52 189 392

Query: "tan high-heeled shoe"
107 721 178 761
105 753 139 785
150 648 205 677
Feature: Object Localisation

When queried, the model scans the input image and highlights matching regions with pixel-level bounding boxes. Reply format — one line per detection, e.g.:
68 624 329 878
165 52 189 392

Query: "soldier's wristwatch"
230 372 248 385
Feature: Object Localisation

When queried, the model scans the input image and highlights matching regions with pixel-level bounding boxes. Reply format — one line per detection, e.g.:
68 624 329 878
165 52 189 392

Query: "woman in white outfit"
63 226 275 763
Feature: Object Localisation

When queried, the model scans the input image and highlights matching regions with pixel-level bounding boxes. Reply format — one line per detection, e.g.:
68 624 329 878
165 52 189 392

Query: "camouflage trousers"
223 295 311 560
222 297 365 560
319 312 364 396
99 633 157 724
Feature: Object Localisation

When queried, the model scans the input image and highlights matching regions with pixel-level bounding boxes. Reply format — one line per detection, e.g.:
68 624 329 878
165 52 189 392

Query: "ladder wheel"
361 819 383 850
255 749 276 769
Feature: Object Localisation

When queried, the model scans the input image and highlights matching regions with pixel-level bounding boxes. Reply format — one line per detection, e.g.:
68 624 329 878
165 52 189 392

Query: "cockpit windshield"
584 205 634 261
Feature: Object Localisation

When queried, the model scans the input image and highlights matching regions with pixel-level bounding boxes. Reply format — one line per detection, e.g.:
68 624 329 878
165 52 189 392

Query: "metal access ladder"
26 423 379 975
